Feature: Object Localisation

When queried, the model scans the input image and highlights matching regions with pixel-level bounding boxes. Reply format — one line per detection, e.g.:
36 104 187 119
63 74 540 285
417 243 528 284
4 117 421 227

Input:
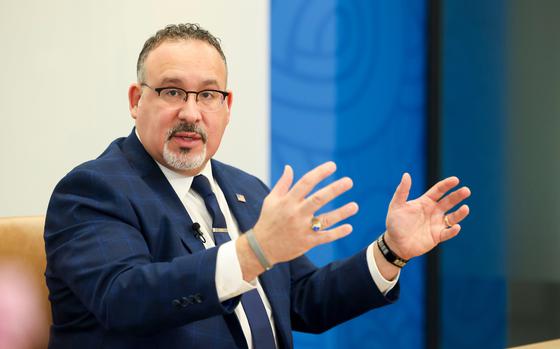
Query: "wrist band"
377 234 408 268
246 229 273 271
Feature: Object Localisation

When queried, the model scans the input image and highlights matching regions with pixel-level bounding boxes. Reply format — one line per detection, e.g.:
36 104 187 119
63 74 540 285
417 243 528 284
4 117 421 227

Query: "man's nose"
178 94 202 123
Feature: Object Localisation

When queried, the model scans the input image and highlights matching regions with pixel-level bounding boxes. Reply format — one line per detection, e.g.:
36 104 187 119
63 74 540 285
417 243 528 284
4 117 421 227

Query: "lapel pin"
236 194 246 203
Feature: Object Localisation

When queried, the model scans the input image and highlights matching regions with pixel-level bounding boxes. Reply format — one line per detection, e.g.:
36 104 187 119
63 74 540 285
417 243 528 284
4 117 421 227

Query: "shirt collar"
156 160 215 199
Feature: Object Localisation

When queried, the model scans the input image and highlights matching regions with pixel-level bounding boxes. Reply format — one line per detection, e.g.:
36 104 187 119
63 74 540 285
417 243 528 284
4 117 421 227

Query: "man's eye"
163 89 182 98
198 91 216 100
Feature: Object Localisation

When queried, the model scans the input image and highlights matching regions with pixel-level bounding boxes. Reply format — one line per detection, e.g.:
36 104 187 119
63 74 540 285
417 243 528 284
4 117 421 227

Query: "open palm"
384 173 471 260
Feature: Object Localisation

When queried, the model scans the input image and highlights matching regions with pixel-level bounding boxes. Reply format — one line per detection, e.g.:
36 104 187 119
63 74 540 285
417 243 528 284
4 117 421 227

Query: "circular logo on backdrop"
271 0 417 151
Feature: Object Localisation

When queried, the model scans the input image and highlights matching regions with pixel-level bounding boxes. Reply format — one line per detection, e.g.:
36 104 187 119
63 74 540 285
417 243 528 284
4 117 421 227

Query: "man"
44 24 470 349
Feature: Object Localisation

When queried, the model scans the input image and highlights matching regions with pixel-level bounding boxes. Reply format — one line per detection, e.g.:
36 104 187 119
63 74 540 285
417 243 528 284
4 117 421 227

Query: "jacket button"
181 297 192 307
193 294 203 304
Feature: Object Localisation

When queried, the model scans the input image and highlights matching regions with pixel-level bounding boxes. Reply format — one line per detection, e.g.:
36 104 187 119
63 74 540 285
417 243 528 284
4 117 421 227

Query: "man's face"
128 39 232 175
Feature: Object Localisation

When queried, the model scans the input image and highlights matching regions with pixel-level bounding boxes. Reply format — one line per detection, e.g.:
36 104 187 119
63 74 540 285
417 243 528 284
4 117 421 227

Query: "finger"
302 177 354 213
445 205 470 226
440 224 461 242
389 173 411 209
438 186 471 212
314 202 359 230
424 176 460 202
270 165 294 196
289 161 337 200
312 224 353 246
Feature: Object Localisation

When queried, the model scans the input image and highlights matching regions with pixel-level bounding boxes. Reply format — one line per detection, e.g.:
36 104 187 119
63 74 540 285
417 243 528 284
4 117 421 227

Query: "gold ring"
444 216 452 228
311 217 322 232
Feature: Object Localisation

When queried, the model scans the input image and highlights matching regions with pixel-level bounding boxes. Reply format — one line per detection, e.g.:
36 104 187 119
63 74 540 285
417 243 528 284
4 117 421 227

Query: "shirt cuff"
215 239 257 302
366 241 399 295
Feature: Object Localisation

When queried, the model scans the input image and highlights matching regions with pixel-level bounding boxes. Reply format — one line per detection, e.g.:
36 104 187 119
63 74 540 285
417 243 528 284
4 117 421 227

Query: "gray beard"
162 142 207 171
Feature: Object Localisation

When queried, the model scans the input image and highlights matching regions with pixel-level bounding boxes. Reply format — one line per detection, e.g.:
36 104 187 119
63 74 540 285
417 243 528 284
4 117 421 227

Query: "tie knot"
191 175 214 198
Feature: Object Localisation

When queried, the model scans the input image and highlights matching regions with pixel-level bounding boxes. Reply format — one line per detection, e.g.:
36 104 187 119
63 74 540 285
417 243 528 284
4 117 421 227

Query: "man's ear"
225 90 233 122
128 84 142 120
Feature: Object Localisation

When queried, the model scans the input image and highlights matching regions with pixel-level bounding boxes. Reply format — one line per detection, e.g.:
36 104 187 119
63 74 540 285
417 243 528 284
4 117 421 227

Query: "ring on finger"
311 217 322 232
444 215 452 228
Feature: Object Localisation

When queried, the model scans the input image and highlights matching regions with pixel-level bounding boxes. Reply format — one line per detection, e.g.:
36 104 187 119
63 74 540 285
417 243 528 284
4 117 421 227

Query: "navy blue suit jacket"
44 130 399 348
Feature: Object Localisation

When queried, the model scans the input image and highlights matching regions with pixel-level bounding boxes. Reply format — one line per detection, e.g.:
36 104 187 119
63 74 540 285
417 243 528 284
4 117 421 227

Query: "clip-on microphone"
191 222 206 243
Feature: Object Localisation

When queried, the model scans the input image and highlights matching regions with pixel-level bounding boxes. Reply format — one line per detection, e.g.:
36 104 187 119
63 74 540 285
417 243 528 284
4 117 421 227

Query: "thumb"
270 165 294 196
389 172 411 209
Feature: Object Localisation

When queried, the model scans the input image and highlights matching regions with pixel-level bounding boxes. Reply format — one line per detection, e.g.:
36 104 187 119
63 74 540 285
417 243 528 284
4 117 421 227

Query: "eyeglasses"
141 83 229 112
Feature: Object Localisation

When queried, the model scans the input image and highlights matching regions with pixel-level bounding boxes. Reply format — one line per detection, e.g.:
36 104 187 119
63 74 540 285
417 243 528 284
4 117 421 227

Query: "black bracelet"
376 234 409 268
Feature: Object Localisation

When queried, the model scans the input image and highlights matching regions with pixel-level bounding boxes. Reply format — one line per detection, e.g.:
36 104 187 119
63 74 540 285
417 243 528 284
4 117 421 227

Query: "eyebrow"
160 77 183 85
159 77 221 89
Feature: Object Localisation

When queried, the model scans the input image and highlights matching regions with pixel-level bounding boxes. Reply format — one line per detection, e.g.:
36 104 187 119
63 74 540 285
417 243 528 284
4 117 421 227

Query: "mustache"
167 123 207 143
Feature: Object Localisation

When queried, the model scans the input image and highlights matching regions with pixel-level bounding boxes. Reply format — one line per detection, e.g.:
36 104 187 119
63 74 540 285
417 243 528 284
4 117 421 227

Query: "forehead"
143 39 227 87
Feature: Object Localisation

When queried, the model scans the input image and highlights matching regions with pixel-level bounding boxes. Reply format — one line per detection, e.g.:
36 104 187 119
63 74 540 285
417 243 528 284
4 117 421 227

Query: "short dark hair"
136 23 227 82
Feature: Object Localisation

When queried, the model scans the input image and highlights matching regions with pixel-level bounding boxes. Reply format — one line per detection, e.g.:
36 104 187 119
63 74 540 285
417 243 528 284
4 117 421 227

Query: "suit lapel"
121 130 205 254
211 160 258 233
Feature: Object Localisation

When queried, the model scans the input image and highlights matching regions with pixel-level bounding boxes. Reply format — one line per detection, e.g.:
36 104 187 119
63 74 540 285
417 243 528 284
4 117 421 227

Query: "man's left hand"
383 173 471 261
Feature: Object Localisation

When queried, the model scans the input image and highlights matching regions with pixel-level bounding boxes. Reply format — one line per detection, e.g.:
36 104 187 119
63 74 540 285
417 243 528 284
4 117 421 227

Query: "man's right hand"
236 162 359 281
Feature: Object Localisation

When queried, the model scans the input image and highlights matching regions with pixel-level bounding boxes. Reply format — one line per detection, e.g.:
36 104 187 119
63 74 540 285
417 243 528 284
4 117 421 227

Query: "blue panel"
271 0 339 269
271 0 427 348
333 1 427 348
440 0 507 348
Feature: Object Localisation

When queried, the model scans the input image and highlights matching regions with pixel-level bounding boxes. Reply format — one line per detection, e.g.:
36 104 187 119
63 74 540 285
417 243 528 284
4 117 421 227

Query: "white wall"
0 0 269 216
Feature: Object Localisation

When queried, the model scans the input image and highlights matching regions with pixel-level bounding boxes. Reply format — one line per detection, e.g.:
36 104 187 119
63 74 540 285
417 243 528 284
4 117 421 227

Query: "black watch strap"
377 234 408 268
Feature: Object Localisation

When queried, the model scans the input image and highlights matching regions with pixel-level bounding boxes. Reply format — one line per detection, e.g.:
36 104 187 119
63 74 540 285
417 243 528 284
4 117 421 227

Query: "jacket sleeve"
45 169 240 334
288 249 400 333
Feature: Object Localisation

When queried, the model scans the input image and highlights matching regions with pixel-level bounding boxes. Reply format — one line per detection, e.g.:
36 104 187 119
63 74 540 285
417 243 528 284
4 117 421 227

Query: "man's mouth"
169 131 204 148
172 132 202 141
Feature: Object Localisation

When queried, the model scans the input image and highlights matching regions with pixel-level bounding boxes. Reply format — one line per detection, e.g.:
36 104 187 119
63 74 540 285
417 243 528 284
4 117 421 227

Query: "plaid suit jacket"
44 130 398 349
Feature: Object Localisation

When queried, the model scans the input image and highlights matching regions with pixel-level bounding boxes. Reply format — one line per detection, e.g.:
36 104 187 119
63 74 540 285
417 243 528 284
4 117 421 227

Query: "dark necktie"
191 175 276 349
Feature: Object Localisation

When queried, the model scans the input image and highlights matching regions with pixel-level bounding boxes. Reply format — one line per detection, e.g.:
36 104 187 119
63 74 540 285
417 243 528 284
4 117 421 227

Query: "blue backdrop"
271 1 428 347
